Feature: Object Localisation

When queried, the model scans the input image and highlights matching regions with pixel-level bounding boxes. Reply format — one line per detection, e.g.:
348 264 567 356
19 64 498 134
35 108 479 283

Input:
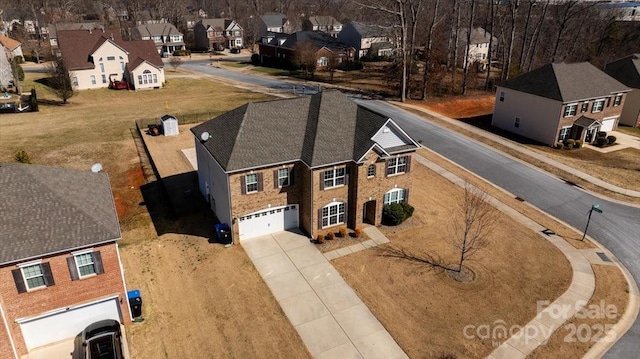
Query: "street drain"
515 196 525 202
596 252 612 262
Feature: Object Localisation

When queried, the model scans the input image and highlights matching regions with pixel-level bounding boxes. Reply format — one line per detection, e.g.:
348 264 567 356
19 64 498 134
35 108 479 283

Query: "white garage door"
600 118 617 132
18 296 122 350
238 204 299 240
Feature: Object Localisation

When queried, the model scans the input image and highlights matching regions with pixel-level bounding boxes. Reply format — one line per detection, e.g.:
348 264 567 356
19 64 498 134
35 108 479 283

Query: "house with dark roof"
604 54 640 128
492 62 630 146
458 27 496 71
0 164 130 359
302 16 343 38
131 22 185 55
57 29 165 91
338 21 393 59
258 30 355 70
191 90 419 241
46 22 99 51
193 19 244 50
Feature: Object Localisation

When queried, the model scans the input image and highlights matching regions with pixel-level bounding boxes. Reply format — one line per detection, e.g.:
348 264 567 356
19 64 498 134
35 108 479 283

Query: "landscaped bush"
316 234 325 244
595 137 608 147
563 138 575 149
607 135 617 145
338 227 347 238
173 49 192 56
251 53 260 65
327 232 335 240
597 131 607 138
555 142 564 149
574 139 583 149
353 227 362 238
383 202 414 226
14 150 31 164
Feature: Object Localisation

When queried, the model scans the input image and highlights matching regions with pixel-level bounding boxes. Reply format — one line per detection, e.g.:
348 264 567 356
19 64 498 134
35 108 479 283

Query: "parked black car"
81 320 124 359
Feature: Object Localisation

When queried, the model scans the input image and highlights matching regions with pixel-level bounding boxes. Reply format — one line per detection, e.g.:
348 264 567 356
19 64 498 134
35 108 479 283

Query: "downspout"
115 243 133 322
0 301 19 359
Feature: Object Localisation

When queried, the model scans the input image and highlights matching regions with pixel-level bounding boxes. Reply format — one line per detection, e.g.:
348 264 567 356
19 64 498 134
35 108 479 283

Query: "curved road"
183 60 640 357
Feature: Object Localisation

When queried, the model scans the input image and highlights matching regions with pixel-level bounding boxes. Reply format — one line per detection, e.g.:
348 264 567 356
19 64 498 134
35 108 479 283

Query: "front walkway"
241 230 408 359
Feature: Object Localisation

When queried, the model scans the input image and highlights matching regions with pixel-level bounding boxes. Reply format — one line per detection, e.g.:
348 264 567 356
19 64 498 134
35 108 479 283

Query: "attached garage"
238 205 299 240
600 117 617 132
17 296 122 351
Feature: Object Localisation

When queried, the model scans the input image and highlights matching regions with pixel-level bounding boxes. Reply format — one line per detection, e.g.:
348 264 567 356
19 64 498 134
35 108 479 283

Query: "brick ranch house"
0 164 130 359
191 90 420 241
492 62 630 146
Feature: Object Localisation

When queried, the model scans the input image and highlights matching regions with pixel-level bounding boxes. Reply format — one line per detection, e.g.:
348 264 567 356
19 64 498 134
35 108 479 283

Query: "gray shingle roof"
500 62 631 102
134 23 183 38
307 16 342 27
604 54 640 89
191 91 418 172
281 31 351 51
349 22 391 38
0 164 121 265
261 13 287 28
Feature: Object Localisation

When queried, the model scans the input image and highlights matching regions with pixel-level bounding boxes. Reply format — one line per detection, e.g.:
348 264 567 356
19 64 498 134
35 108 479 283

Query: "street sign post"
582 204 603 241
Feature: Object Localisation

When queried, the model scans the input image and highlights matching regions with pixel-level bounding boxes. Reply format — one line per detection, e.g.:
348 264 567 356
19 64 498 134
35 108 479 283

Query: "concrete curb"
395 102 640 199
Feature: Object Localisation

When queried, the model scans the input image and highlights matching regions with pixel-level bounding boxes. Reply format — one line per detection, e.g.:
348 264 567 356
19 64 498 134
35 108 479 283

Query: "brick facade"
0 242 129 357
557 93 626 143
227 151 415 240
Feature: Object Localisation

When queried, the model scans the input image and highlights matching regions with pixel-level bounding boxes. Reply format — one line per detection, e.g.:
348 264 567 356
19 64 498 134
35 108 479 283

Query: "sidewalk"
395 103 640 198
412 154 634 359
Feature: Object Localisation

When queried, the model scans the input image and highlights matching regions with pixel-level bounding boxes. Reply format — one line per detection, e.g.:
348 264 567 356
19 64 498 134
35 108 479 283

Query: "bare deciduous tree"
295 40 318 80
449 182 497 272
169 56 183 70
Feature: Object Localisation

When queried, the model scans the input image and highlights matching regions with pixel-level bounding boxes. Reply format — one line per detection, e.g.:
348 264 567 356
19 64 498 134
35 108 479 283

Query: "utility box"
161 114 179 136
127 289 142 318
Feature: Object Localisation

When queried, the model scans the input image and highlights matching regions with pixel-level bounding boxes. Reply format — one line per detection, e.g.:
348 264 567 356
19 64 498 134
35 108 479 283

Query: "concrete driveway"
241 230 407 359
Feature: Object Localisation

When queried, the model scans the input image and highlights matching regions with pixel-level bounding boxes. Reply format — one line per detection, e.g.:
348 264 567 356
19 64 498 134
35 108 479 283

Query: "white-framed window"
99 63 105 73
563 103 577 117
245 173 258 193
613 94 622 106
277 168 290 187
235 38 242 46
120 61 125 71
140 70 153 85
106 56 115 61
367 164 376 178
72 76 78 86
592 99 605 113
386 156 407 175
514 117 520 128
317 56 328 67
153 74 158 83
68 250 103 281
21 263 46 290
138 75 142 85
558 126 572 141
101 74 107 84
384 188 406 205
90 75 96 85
322 202 345 228
75 252 97 277
581 102 589 112
323 167 345 189
499 91 505 102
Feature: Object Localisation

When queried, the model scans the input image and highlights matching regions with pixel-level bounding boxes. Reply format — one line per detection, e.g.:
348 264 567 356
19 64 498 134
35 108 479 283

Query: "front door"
585 126 598 143
363 200 376 225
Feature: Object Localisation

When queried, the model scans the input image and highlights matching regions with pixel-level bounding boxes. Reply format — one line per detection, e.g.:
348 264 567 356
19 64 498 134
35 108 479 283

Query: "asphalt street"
183 61 640 357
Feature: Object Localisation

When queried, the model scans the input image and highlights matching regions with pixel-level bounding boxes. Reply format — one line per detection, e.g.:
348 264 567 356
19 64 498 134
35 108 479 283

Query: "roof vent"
91 163 103 173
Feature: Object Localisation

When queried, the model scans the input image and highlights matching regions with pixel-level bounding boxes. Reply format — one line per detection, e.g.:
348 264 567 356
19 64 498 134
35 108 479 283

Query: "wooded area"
2 0 639 99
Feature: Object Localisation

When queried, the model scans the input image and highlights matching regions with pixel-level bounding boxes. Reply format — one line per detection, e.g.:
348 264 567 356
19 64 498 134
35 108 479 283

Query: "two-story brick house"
132 22 186 56
191 90 419 241
492 62 630 146
0 164 130 359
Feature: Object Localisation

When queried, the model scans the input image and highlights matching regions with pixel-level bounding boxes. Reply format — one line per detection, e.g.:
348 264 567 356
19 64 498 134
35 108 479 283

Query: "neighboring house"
339 21 393 59
302 16 343 38
0 35 23 61
193 18 244 50
57 29 165 91
258 30 355 70
47 22 99 51
260 12 289 33
604 54 640 127
458 27 496 71
191 91 419 241
0 164 131 359
597 1 640 22
0 43 13 88
492 62 630 146
132 23 185 56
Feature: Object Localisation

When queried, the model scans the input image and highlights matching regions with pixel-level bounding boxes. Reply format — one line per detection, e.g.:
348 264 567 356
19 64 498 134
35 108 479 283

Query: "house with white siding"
605 54 640 128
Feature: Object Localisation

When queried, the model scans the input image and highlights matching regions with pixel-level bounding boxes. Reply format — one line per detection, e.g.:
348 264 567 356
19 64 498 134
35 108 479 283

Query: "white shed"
161 114 179 136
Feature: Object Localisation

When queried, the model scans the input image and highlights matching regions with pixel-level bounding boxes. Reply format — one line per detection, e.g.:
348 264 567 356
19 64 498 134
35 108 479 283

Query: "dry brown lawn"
332 162 573 359
529 265 629 358
413 94 495 119
0 75 312 358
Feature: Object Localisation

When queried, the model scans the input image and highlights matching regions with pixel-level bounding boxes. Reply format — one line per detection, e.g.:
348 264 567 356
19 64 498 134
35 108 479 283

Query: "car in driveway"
81 320 124 359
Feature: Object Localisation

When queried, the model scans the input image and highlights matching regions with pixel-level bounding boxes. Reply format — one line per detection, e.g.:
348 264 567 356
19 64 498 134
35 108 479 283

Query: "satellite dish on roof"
91 163 103 173
201 132 210 142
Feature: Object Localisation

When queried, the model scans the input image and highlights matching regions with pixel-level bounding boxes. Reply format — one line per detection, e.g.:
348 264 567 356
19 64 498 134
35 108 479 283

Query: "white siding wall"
492 87 563 146
74 41 128 90
130 62 164 90
372 125 409 148
619 89 640 127
195 139 232 225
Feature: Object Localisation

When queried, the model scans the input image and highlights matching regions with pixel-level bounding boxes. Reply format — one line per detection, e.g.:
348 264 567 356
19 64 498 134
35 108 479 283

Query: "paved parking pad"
241 231 408 359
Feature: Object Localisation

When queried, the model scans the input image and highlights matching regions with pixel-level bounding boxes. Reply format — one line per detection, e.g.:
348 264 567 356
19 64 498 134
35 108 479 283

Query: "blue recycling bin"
127 289 142 318
214 223 232 245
